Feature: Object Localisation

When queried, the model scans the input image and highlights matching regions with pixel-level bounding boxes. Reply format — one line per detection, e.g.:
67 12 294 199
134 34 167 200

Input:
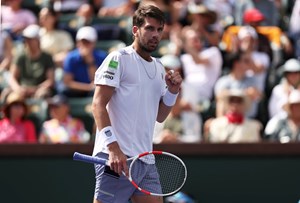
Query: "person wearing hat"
0 91 37 143
241 8 274 63
243 7 293 63
4 24 55 100
39 94 90 144
214 51 262 118
264 89 300 143
268 58 300 118
61 26 107 97
204 89 262 143
187 3 220 47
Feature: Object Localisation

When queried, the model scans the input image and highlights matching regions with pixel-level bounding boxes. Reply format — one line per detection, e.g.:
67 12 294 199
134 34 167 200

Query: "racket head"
128 151 187 197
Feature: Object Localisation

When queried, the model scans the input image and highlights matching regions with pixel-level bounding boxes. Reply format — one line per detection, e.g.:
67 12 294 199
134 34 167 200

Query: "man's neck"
132 43 151 62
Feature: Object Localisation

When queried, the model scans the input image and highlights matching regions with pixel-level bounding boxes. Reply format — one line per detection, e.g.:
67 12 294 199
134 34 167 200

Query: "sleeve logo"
105 130 112 137
108 60 118 69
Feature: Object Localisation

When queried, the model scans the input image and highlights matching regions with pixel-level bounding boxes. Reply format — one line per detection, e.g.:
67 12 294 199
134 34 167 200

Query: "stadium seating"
68 97 94 136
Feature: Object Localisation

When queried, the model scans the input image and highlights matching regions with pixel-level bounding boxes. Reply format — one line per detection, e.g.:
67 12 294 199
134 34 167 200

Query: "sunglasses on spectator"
229 97 244 104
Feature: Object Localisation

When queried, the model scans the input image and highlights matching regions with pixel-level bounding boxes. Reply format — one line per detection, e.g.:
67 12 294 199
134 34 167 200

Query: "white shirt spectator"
181 46 222 102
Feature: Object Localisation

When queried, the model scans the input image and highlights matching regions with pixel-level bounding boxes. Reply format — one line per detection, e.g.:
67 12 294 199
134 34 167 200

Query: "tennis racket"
73 151 187 197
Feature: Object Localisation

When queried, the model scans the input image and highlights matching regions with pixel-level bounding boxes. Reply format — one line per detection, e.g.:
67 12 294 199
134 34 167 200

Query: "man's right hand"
107 142 129 176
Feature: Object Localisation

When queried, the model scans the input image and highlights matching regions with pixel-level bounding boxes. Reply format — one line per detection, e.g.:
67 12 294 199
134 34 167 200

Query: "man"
268 58 300 118
265 89 300 143
8 24 55 99
62 26 107 97
92 5 182 203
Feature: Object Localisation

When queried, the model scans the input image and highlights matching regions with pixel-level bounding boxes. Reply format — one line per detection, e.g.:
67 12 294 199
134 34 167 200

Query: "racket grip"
73 152 108 166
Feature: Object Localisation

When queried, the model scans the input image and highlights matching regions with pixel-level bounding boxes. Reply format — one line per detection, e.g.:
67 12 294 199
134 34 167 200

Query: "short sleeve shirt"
63 49 107 83
15 51 55 86
93 46 166 156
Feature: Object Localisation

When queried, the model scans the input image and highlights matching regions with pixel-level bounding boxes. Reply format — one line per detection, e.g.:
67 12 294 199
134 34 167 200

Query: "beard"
138 38 158 53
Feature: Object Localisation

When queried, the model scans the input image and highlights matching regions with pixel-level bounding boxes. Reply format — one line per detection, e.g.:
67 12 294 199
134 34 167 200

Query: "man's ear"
132 26 139 38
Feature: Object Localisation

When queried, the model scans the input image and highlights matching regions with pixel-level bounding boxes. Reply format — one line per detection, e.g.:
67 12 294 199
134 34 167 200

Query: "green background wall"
1 154 300 203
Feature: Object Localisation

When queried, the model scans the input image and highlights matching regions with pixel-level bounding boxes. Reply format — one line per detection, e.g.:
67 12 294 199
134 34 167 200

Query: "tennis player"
92 4 182 203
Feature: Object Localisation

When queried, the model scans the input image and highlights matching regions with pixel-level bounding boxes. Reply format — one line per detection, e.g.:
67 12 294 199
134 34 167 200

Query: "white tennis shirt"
93 46 166 156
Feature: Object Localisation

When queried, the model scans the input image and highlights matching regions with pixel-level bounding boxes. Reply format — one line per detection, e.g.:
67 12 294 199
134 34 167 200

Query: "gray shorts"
94 152 162 203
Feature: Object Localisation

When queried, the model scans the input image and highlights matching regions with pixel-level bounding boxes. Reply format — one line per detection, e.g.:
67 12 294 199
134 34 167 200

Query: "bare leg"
93 198 102 203
131 195 163 203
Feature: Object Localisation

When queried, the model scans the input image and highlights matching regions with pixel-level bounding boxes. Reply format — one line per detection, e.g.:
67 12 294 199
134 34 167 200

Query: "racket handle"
73 152 108 166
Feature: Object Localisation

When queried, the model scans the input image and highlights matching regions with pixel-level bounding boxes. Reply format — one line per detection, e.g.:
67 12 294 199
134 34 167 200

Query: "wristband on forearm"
162 89 178 106
100 126 117 146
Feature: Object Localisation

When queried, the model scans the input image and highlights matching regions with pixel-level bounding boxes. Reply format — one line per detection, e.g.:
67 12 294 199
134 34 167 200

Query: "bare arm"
92 84 128 175
63 72 95 92
9 64 23 92
38 68 55 90
0 36 13 71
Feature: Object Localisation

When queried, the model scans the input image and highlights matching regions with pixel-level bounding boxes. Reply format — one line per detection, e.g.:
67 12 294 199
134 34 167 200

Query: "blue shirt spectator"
64 49 106 84
61 26 107 97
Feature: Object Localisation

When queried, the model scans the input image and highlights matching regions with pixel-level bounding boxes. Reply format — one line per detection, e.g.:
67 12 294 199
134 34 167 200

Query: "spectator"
214 51 261 118
251 0 280 26
39 94 90 144
98 0 138 17
180 26 222 133
5 24 55 99
154 54 201 143
233 0 254 26
244 7 293 63
0 30 13 73
289 0 300 60
204 89 262 143
203 0 235 31
268 58 300 118
236 25 270 92
75 3 95 27
264 89 300 143
52 0 88 13
0 91 37 143
242 8 273 63
1 0 37 41
0 29 13 91
187 3 220 47
61 26 107 97
180 26 222 110
38 7 74 68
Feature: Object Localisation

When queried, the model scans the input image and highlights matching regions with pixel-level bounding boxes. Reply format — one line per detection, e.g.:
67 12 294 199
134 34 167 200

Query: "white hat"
160 54 181 70
76 26 97 42
282 89 300 112
238 26 258 40
222 89 251 111
22 24 40 39
283 58 300 73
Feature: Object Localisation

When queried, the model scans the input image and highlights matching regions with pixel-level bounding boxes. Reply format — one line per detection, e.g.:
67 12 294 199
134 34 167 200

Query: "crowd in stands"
1 0 300 144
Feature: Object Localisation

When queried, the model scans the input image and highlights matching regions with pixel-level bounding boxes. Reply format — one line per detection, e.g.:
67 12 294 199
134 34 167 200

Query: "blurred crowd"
1 0 300 145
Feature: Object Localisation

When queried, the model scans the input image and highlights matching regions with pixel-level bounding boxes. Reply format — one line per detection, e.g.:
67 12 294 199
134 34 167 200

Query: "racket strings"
155 154 186 194
130 153 186 195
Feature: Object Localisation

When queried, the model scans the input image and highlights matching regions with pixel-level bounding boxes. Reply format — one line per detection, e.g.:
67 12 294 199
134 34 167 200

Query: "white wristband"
100 126 117 146
163 89 178 106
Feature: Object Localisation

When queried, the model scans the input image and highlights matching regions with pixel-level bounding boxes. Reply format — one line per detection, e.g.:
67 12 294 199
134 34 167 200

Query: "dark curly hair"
133 4 165 28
